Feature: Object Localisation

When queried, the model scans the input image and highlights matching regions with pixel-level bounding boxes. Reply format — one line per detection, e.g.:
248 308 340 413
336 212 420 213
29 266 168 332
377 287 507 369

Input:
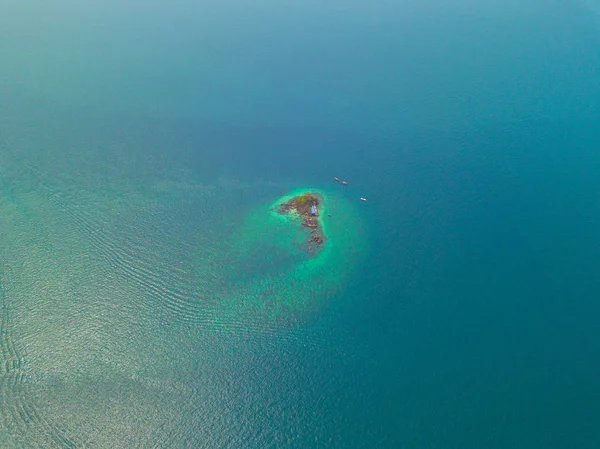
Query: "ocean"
2 1 600 447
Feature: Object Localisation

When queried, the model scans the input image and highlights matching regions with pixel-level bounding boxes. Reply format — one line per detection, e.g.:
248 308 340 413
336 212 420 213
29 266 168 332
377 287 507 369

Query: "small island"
278 192 325 251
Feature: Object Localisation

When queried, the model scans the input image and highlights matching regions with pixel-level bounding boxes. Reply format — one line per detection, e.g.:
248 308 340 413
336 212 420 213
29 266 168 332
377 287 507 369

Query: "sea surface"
2 1 600 447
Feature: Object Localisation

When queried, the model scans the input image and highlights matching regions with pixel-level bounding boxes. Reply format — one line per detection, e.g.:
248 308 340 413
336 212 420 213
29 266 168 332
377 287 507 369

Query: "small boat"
360 197 367 202
341 181 348 186
311 205 318 216
334 177 340 182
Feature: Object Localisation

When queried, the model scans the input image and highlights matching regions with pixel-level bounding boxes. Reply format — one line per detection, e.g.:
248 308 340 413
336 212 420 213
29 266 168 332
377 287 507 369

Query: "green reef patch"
221 188 366 322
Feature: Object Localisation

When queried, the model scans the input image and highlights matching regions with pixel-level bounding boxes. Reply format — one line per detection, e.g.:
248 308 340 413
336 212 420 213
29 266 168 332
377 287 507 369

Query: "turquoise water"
3 1 600 447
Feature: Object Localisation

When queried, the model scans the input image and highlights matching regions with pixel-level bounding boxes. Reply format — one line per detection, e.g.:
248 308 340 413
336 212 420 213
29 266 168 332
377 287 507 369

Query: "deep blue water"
3 1 600 447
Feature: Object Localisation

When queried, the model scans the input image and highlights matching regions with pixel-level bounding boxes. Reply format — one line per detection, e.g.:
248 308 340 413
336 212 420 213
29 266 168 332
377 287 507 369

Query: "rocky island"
278 192 325 251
